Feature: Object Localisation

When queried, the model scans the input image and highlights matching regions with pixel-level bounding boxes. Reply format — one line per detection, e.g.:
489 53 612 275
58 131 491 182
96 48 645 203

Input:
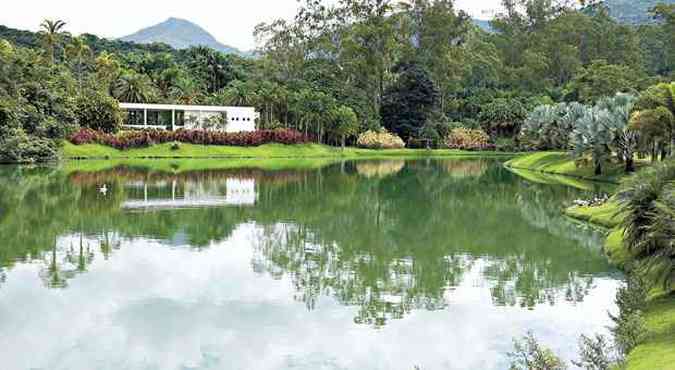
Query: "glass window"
146 110 160 126
175 111 185 127
125 109 144 125
159 111 172 127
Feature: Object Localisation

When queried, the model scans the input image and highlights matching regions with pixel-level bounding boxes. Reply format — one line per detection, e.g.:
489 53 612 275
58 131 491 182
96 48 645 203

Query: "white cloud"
0 0 502 50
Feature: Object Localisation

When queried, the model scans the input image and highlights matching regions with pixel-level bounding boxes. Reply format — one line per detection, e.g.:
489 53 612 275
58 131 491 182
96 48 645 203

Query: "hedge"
68 128 311 150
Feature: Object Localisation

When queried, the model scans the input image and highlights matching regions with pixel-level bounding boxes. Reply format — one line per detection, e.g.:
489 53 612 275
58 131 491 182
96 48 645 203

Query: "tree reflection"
0 160 614 327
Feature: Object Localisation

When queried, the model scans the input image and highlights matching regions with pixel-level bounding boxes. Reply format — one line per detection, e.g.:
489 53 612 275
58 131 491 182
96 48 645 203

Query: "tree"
649 4 675 77
508 332 567 370
65 36 92 84
75 88 124 133
112 71 156 103
568 60 642 103
329 105 359 147
596 93 638 172
184 46 239 94
478 98 528 138
220 80 258 106
617 162 675 292
94 51 121 91
571 106 613 175
381 63 439 142
38 19 67 64
520 102 585 150
401 0 471 111
631 83 675 160
630 107 674 162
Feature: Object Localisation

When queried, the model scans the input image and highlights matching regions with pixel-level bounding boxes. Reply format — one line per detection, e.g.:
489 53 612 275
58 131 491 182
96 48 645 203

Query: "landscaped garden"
1 0 675 369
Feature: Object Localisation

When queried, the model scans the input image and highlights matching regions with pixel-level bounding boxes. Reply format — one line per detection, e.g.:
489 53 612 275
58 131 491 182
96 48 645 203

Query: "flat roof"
119 103 255 112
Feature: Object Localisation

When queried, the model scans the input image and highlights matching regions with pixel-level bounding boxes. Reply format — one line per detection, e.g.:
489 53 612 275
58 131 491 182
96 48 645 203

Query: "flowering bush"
445 128 491 150
356 129 405 149
68 128 310 150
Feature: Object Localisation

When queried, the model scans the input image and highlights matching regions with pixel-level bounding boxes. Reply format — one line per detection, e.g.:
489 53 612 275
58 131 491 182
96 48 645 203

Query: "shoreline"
511 152 674 370
60 142 518 161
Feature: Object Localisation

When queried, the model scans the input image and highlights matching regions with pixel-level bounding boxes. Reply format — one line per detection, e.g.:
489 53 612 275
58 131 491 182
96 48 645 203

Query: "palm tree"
112 71 155 103
617 162 675 291
571 107 613 175
38 19 68 64
598 93 638 172
65 36 92 84
95 51 121 91
222 80 257 106
572 94 639 174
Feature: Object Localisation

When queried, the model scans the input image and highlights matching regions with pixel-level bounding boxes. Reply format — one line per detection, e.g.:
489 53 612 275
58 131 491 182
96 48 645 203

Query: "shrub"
508 332 567 370
0 128 59 163
445 128 491 150
574 334 618 370
356 129 405 149
68 128 311 150
495 137 519 152
609 275 649 356
74 89 124 133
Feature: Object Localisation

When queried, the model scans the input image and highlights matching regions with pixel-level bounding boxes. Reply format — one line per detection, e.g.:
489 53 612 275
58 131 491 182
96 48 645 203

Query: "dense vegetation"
519 82 674 175
1 0 674 162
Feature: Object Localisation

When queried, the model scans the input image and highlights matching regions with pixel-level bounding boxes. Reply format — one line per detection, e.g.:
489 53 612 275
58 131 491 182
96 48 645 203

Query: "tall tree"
381 63 439 142
402 0 471 111
65 36 92 84
38 19 67 64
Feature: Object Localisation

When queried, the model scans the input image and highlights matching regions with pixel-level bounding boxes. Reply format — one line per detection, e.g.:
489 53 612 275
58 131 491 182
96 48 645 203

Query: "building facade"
119 103 259 132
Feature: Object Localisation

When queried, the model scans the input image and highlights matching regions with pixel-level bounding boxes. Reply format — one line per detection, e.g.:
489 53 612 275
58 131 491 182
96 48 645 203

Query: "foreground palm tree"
617 162 675 291
39 19 67 64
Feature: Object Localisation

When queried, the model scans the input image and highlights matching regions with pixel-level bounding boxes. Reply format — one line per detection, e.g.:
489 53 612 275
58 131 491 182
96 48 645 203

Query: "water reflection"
122 178 257 210
0 159 619 369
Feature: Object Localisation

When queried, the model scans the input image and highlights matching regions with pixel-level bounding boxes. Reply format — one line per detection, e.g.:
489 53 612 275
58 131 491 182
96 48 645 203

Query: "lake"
0 158 621 370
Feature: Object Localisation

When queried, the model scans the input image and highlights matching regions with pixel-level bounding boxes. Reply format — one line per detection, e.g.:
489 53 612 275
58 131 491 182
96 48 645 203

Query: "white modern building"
119 103 259 133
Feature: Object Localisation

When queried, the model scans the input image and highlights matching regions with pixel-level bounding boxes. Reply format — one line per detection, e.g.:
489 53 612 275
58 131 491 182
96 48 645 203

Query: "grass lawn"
505 152 633 183
63 142 516 160
626 296 675 370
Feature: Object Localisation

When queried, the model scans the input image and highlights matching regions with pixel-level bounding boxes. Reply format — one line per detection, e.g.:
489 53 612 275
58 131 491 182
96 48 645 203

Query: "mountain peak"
120 17 246 56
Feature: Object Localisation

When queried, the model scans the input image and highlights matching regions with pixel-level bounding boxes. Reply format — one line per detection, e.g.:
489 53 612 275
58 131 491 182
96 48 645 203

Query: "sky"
0 0 503 51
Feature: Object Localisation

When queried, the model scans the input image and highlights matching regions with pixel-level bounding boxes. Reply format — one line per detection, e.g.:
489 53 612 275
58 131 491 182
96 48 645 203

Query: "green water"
0 158 620 370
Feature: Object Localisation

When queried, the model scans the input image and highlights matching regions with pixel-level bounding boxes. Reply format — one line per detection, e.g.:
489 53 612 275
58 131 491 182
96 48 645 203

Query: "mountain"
120 17 247 56
597 0 674 24
471 0 674 32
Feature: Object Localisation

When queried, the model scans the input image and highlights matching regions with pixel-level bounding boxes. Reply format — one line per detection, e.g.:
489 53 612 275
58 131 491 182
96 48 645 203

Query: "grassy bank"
63 142 516 160
505 152 632 183
564 201 623 228
564 201 674 370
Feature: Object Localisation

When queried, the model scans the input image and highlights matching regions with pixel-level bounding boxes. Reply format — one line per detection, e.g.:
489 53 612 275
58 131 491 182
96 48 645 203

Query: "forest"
0 0 674 162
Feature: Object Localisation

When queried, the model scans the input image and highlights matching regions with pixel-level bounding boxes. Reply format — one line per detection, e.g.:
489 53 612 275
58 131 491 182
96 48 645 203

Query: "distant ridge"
471 0 675 32
601 0 675 25
120 17 249 56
